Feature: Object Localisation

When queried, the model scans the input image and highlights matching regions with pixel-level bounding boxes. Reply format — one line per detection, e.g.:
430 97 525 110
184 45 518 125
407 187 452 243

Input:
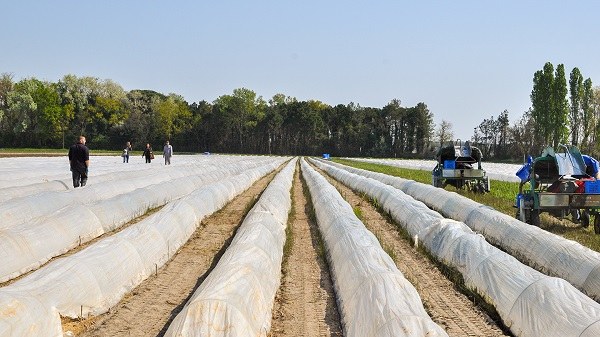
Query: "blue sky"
2 1 599 139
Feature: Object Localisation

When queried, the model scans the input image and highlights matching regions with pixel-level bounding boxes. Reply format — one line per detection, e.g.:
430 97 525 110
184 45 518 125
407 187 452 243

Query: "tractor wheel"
478 180 486 194
594 216 600 235
432 176 442 188
531 209 541 227
581 210 590 228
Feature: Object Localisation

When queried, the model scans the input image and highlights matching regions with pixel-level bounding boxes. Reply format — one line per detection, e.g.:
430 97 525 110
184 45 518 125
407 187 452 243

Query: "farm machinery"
432 140 490 193
515 145 600 233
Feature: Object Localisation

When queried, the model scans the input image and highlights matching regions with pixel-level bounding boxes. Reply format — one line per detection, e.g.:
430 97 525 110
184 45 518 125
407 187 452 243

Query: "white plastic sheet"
164 158 297 336
325 159 600 301
0 157 287 337
312 158 600 337
302 159 447 337
0 157 282 283
0 156 277 228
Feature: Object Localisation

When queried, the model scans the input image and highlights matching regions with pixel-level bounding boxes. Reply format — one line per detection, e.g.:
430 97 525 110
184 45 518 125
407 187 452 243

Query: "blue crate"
585 180 600 193
443 160 455 169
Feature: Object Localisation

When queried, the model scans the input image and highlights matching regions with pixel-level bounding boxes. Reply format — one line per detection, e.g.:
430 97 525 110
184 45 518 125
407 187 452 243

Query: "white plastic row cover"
301 159 448 337
165 158 297 336
311 158 600 337
0 157 283 284
0 158 286 337
0 156 279 228
326 159 600 301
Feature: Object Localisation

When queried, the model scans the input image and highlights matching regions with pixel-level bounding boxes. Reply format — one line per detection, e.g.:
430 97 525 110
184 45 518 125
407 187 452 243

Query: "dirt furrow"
317 166 509 337
68 170 277 337
269 166 343 337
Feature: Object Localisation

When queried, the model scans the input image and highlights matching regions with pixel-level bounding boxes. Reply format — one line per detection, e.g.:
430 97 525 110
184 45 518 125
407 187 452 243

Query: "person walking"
163 140 173 165
122 141 132 163
142 143 153 163
68 135 90 188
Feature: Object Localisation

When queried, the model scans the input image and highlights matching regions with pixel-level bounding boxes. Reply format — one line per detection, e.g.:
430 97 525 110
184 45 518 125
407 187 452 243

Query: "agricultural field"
1 154 600 337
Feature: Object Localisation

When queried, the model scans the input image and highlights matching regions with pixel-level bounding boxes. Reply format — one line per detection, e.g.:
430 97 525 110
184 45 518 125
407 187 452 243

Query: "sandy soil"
61 162 511 336
269 165 343 337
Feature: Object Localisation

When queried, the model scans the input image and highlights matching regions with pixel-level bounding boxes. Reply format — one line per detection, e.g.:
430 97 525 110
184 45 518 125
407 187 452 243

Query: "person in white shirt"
163 141 173 165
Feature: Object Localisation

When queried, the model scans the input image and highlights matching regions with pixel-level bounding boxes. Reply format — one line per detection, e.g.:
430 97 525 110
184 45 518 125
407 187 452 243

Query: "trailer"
432 140 490 193
515 145 600 233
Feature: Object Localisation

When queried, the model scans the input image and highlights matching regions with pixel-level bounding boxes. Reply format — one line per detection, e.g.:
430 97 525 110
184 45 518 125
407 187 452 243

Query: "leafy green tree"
580 78 594 153
413 102 434 155
3 78 62 146
213 88 265 153
154 94 192 141
436 120 453 148
510 109 535 160
569 67 584 145
123 89 164 149
552 64 569 147
0 73 14 132
530 62 554 149
496 110 510 158
5 85 36 144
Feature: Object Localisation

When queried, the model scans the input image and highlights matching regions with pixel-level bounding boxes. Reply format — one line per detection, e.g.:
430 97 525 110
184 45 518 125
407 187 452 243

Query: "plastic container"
516 164 530 182
585 180 600 193
443 160 455 169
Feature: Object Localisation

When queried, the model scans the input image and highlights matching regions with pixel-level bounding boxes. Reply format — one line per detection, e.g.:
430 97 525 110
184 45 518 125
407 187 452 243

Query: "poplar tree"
569 67 583 145
581 78 594 152
552 64 569 147
530 62 554 149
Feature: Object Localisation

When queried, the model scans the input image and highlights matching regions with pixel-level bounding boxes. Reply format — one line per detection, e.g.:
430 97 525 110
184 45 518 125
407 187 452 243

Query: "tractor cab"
432 140 489 193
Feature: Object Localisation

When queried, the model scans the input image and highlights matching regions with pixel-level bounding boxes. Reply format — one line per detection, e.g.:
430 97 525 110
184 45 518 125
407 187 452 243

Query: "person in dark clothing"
142 143 153 163
68 135 90 188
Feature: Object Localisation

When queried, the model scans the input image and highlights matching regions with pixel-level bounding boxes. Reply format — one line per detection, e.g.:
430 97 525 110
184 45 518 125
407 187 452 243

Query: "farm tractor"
432 140 490 193
515 145 600 233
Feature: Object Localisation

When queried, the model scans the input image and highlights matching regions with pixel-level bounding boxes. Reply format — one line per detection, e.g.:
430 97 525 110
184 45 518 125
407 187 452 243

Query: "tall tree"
552 64 569 147
414 102 434 155
496 110 510 158
580 78 594 153
569 67 584 145
0 73 14 130
530 62 554 149
510 109 535 160
436 120 453 147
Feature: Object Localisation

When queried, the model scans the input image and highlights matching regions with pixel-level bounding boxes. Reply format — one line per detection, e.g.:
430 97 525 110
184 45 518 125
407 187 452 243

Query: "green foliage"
552 64 569 147
0 74 434 156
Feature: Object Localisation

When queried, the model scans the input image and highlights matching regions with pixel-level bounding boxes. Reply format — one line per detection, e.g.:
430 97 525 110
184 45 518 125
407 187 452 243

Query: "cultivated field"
1 155 600 337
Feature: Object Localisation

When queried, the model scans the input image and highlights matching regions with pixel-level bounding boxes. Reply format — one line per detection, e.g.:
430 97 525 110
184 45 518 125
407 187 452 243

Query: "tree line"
470 62 599 161
5 63 594 161
0 73 436 157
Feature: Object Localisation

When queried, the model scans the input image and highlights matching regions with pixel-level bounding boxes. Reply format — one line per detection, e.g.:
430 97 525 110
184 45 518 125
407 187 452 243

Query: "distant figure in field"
68 135 90 188
122 141 132 163
142 143 153 163
163 140 173 165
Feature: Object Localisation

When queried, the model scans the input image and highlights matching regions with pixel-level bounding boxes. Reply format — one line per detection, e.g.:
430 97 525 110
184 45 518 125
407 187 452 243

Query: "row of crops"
1 155 600 336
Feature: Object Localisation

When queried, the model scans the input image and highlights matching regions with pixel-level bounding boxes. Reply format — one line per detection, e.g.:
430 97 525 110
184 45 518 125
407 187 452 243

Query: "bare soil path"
269 166 343 337
315 164 510 337
69 170 278 337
